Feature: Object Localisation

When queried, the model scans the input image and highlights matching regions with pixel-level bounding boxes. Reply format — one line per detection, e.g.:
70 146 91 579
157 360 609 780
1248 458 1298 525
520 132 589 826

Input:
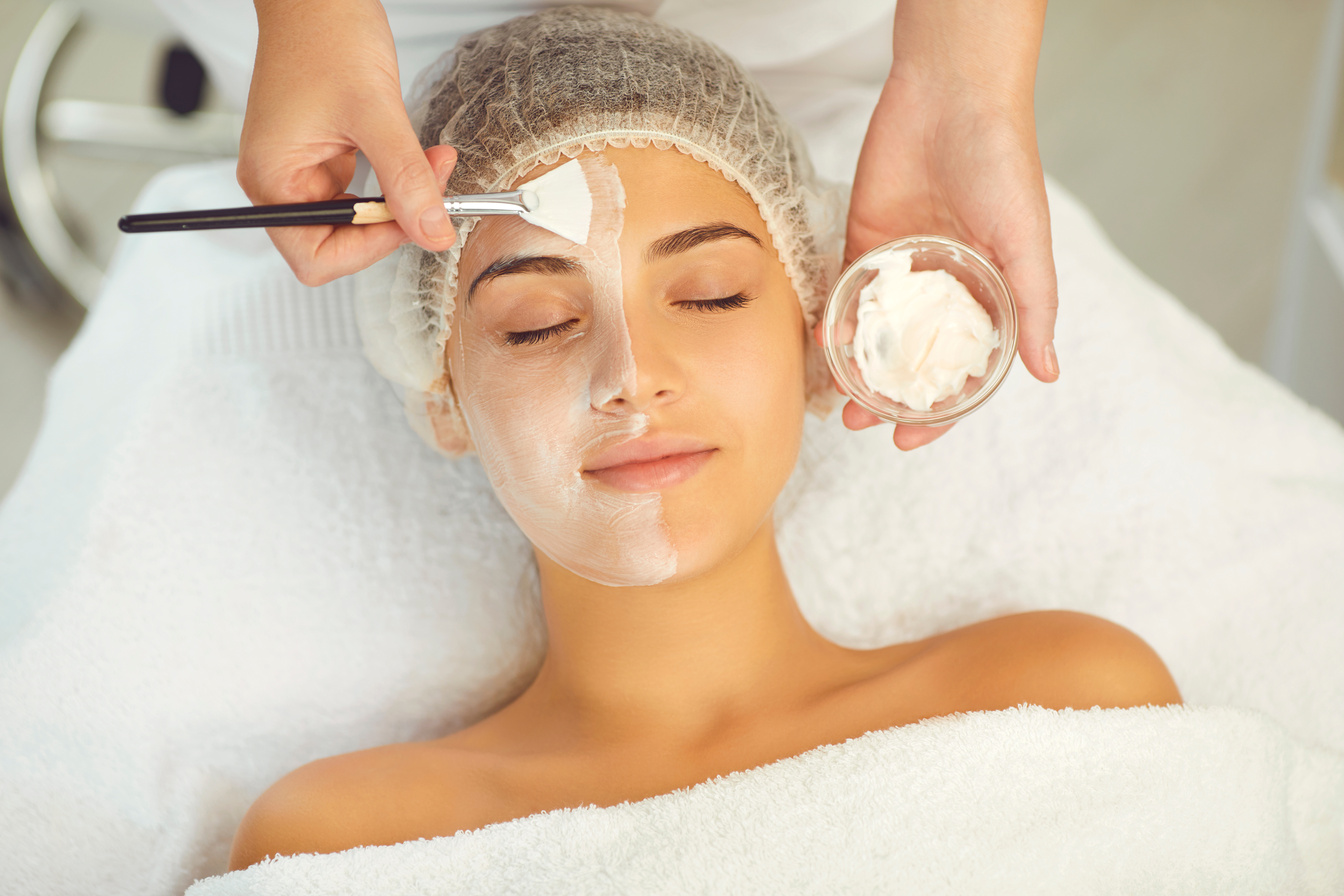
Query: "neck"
503 520 851 752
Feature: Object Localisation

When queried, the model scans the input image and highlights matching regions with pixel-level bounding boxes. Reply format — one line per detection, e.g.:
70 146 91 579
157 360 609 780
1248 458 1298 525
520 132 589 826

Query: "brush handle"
117 191 535 233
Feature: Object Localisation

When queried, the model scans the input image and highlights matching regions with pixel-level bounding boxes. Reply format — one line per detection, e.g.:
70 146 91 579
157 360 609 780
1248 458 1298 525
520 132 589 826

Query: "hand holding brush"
231 0 455 285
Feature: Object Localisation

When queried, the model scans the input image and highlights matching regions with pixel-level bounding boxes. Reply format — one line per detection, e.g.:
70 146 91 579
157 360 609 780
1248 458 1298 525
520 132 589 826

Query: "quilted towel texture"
187 705 1344 895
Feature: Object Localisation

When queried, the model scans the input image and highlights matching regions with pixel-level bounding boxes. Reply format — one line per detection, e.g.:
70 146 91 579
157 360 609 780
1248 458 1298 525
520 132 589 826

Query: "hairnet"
357 6 844 455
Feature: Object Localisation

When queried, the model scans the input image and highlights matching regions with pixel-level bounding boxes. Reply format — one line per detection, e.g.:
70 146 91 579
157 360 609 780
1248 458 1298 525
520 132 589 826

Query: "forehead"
600 145 762 225
458 146 767 280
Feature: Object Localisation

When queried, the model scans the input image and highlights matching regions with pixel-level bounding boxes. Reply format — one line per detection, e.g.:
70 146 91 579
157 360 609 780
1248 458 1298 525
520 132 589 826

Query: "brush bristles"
519 160 594 245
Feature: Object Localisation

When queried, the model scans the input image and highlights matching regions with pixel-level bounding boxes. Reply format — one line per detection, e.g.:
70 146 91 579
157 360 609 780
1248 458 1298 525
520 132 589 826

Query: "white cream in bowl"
852 249 1001 411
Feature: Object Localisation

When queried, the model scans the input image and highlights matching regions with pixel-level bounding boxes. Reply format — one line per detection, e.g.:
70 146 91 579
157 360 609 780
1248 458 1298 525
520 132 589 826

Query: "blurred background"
2 0 1342 501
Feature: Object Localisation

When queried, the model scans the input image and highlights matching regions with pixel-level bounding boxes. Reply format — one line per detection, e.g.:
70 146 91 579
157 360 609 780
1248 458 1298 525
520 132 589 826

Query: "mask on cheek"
451 155 678 587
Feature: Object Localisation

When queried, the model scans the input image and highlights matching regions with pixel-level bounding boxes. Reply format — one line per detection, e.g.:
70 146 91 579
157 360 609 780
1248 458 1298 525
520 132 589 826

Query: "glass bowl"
821 235 1018 426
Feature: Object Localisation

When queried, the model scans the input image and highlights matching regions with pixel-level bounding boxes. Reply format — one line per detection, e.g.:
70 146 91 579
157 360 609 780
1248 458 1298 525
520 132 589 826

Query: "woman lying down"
203 8 1335 891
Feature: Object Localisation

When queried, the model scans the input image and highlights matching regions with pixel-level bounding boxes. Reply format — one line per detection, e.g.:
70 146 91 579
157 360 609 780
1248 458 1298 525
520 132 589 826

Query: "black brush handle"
117 196 385 232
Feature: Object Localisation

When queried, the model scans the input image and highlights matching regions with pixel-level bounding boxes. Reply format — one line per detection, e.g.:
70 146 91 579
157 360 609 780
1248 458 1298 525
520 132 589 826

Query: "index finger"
266 216 412 287
264 148 457 286
359 112 458 253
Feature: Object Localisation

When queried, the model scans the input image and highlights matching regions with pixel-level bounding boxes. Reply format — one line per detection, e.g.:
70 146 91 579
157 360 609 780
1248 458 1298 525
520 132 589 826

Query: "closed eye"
679 293 755 312
504 318 580 346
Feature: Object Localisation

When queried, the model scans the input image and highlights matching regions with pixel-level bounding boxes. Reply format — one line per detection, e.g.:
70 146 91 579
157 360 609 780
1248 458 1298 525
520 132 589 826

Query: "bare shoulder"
921 609 1183 714
228 741 471 871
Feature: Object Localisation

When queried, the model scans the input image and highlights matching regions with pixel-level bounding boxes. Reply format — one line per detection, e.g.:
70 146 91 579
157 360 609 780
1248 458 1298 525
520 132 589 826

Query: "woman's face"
449 146 806 586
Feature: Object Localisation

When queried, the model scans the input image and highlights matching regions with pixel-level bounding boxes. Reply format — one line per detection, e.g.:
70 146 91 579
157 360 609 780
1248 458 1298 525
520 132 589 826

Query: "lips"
583 434 717 492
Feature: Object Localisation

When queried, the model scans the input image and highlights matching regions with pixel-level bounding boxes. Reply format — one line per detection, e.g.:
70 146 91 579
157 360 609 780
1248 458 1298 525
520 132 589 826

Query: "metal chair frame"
3 2 242 308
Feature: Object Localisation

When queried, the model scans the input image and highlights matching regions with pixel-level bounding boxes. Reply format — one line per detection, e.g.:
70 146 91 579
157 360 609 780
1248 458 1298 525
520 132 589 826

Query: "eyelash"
504 319 579 347
679 293 755 312
502 294 754 346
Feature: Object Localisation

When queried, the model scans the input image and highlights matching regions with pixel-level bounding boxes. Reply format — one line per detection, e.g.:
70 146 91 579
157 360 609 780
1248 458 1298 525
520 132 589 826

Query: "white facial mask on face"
451 155 678 587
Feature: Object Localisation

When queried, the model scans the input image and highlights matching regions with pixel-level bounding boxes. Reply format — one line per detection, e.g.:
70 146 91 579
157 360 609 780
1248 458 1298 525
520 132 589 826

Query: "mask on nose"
451 154 678 587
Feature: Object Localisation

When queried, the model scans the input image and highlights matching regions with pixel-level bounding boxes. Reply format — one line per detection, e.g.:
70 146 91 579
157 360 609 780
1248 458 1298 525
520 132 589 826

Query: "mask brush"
117 158 594 245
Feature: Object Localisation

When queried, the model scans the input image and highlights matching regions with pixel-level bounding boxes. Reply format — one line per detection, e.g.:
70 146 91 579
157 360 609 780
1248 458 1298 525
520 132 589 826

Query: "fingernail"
420 207 452 242
1044 342 1060 378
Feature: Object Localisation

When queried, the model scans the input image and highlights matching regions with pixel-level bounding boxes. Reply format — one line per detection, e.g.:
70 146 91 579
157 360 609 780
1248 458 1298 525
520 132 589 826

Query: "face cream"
450 153 678 587
851 248 1001 412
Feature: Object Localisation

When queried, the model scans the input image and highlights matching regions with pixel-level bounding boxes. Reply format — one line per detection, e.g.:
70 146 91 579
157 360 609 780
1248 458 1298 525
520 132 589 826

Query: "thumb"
360 113 456 251
999 231 1059 384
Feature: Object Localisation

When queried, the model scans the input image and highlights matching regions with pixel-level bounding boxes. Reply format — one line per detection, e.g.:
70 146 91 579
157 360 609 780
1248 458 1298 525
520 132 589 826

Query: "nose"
590 307 682 414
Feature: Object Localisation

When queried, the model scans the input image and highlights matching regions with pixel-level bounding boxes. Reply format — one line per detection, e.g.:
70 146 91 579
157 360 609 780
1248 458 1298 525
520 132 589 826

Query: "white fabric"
149 0 893 113
185 705 1344 895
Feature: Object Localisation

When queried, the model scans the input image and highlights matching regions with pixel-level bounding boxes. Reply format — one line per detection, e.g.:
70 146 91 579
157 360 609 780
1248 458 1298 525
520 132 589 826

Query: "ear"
424 392 475 457
802 299 839 418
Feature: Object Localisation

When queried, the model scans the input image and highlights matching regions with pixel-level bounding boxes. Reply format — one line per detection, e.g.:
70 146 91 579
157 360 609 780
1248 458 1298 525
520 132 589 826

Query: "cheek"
452 328 586 453
697 296 807 426
661 294 805 576
741 320 807 485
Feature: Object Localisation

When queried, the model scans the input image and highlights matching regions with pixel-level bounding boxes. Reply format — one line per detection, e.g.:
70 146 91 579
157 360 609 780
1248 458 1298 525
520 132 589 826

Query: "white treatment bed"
2 2 1343 893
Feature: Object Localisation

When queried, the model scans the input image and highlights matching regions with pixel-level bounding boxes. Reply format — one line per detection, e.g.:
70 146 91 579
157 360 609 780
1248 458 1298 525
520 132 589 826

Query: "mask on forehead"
449 154 677 586
356 6 844 459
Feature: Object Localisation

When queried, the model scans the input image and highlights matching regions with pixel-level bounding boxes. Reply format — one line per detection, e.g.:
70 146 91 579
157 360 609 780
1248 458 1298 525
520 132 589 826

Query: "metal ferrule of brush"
444 190 540 215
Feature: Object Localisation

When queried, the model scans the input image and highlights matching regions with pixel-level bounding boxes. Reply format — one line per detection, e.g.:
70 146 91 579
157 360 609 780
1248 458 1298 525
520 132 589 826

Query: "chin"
658 506 769 584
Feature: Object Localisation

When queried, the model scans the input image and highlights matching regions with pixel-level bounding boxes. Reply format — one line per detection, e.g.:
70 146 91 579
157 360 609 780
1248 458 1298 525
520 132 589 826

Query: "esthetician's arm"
838 0 1057 450
238 0 458 285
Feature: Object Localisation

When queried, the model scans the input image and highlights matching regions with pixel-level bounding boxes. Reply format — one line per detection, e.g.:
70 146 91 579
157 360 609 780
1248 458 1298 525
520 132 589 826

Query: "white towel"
185 705 1344 895
5 24 1344 892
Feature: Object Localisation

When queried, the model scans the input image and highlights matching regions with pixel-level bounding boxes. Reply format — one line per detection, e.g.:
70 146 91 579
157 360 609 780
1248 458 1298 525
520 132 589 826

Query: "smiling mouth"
583 449 717 493
582 435 717 493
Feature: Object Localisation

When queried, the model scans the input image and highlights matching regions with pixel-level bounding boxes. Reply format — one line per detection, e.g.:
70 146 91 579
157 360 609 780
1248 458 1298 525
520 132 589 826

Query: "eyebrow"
467 255 584 302
466 222 762 301
644 222 763 264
